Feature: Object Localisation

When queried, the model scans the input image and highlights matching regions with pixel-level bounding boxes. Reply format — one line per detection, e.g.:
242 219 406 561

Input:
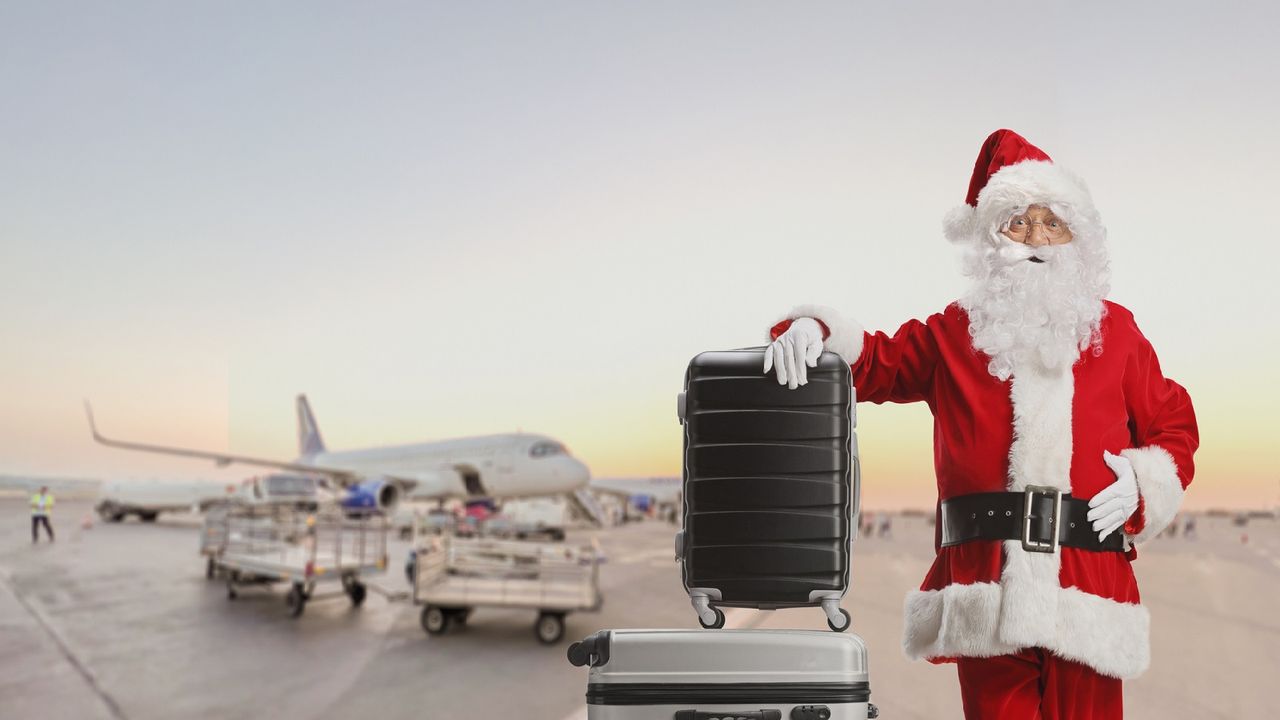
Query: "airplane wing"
586 484 635 501
590 477 682 504
84 401 418 491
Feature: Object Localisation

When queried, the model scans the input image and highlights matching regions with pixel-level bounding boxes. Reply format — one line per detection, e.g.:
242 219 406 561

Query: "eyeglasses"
1002 212 1070 242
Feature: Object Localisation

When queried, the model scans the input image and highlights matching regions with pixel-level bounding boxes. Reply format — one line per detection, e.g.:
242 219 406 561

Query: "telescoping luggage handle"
673 710 844 720
673 711 782 720
676 706 865 720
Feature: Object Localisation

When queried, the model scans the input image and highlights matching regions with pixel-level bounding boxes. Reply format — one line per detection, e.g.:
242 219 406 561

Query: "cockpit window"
529 441 566 458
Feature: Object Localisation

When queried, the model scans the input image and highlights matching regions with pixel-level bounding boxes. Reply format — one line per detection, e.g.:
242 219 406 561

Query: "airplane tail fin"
296 394 326 457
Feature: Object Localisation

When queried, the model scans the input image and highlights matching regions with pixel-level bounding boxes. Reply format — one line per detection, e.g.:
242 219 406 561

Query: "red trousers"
956 648 1123 720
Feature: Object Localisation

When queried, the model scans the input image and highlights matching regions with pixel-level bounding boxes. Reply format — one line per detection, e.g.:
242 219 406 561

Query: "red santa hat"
943 129 1104 247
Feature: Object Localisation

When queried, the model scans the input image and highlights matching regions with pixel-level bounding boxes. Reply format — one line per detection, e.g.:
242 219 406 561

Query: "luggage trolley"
202 502 388 617
199 503 231 580
412 534 603 644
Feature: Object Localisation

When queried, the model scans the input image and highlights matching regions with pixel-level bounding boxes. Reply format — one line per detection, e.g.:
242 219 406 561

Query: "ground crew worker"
31 485 55 543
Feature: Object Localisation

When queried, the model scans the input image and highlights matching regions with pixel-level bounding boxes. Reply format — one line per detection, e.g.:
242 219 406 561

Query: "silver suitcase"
567 629 876 720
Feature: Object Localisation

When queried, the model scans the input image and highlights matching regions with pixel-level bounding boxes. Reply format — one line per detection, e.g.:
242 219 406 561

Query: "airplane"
87 395 596 522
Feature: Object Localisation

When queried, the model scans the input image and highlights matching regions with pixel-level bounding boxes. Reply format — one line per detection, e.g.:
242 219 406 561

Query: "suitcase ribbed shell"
680 349 856 608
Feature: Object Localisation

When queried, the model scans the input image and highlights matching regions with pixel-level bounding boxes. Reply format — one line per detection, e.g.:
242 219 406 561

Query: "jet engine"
340 477 400 514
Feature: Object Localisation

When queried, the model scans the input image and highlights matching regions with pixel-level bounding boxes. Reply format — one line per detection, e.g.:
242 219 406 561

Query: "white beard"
959 239 1109 381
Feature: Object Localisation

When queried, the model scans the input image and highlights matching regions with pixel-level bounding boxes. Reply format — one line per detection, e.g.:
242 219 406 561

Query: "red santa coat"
770 299 1198 679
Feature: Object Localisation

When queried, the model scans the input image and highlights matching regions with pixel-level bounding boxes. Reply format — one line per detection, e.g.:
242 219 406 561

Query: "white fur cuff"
1121 445 1185 544
775 304 865 365
903 582 1151 679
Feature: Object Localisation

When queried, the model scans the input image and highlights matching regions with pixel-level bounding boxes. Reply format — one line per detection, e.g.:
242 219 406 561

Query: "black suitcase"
676 348 858 631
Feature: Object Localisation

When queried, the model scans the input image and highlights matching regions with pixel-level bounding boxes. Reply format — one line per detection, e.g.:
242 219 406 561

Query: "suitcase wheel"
697 607 726 630
827 607 851 633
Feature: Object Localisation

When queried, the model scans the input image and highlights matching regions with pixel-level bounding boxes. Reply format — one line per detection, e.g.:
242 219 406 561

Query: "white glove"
1089 451 1140 542
762 317 824 389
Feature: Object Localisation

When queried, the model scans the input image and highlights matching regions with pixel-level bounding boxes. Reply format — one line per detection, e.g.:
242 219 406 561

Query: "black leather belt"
940 486 1125 553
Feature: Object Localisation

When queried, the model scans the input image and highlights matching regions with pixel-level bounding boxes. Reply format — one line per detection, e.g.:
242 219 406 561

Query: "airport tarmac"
1 499 1276 720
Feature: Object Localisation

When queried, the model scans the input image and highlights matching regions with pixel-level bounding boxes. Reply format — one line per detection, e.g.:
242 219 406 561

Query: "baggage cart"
202 502 388 617
199 503 230 579
412 534 603 644
676 348 859 631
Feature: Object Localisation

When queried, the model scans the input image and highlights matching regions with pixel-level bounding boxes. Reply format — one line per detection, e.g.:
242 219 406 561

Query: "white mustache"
994 240 1058 265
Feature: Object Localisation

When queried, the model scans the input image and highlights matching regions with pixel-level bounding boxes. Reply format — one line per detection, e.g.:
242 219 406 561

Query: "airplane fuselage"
303 433 589 501
89 395 592 519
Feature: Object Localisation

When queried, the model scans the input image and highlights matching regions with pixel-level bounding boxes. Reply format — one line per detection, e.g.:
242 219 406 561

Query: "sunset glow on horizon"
3 3 1277 511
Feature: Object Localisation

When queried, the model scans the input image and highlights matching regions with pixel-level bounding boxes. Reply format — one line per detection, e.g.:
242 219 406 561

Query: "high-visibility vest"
30 493 54 516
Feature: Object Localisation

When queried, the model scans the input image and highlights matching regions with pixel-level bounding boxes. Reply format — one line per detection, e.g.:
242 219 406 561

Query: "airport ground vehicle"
201 502 388 617
412 533 603 644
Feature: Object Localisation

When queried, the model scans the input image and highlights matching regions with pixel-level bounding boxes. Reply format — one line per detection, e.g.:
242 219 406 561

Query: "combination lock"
789 706 832 720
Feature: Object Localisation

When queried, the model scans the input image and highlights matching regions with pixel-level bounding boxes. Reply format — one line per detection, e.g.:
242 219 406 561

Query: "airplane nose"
566 457 590 487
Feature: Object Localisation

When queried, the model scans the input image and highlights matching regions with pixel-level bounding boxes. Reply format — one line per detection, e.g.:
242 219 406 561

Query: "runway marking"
1242 543 1280 572
558 706 589 720
724 607 755 629
367 583 409 601
0 570 128 720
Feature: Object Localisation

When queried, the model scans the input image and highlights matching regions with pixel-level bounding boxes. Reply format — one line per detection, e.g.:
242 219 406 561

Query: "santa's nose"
1025 226 1053 247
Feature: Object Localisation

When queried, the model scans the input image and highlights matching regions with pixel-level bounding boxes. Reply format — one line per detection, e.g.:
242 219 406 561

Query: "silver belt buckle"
1021 485 1063 553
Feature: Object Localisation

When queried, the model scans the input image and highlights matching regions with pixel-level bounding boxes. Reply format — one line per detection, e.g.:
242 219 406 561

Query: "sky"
2 1 1278 509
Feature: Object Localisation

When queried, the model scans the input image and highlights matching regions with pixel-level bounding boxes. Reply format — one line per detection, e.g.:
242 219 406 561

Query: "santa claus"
765 129 1198 720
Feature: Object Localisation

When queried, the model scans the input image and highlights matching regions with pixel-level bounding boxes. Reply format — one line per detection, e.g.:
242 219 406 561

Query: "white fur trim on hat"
943 159 1105 251
774 304 864 365
903 582 1151 679
1121 445 1184 545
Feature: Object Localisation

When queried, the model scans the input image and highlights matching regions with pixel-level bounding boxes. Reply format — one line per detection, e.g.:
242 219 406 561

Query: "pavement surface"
1 499 1276 720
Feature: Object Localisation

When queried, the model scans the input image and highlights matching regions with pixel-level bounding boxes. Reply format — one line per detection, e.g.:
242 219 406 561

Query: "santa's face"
999 205 1074 249
960 203 1108 381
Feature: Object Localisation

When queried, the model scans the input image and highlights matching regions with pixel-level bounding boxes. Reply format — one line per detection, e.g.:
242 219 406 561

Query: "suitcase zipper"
585 681 870 706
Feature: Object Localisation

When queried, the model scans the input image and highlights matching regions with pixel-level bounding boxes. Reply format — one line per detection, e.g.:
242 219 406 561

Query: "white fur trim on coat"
775 304 864 365
992 361 1078 655
903 582 1151 679
1121 445 1184 545
899 359 1156 680
1006 362 1075 494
